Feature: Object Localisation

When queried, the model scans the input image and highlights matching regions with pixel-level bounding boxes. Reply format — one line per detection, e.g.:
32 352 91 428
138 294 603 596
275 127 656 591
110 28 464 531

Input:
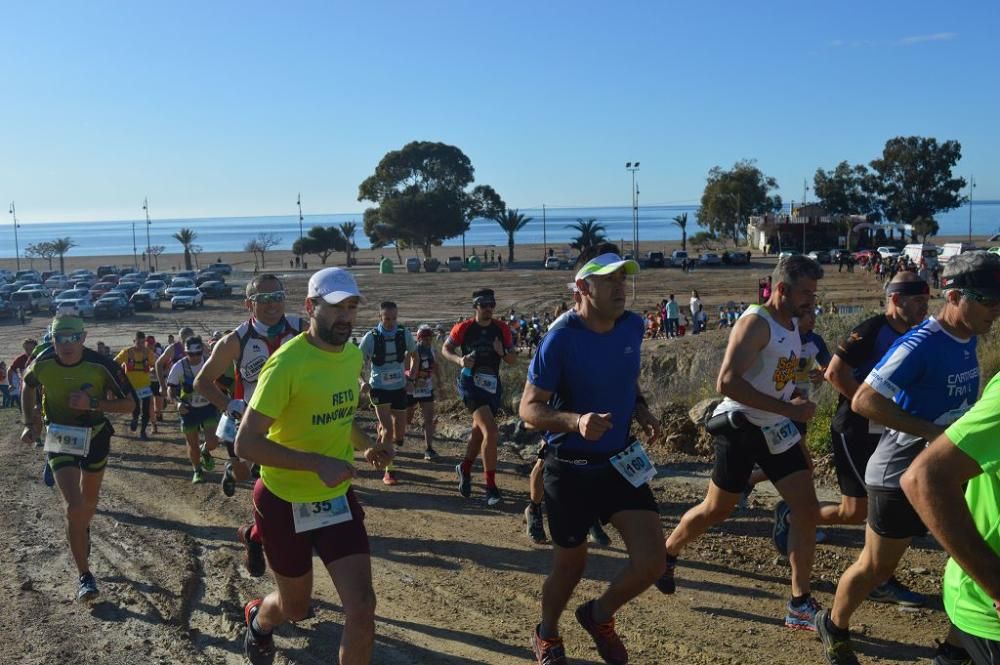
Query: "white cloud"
896 32 957 46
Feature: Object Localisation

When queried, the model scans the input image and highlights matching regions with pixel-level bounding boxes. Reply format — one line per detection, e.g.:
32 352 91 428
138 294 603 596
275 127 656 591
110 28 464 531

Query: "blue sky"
1 1 996 223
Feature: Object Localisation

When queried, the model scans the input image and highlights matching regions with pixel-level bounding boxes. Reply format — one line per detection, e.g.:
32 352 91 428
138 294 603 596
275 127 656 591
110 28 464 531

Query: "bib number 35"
291 495 352 534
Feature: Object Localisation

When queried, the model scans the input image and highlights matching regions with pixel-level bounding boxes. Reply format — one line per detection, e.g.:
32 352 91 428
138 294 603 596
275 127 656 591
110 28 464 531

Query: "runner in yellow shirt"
235 267 393 665
114 331 158 440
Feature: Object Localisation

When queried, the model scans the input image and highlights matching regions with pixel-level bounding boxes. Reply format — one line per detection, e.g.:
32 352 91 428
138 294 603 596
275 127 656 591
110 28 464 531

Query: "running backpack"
371 327 407 366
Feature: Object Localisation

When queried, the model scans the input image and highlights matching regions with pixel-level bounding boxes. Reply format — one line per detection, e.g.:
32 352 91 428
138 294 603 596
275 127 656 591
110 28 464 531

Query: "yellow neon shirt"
114 346 156 391
248 334 362 503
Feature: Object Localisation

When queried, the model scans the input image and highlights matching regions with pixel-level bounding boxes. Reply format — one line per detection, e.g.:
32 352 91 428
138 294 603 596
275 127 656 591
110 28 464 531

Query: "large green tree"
868 136 965 241
173 228 198 270
696 160 782 245
292 225 346 265
567 218 607 252
813 161 880 249
358 141 497 257
495 209 532 263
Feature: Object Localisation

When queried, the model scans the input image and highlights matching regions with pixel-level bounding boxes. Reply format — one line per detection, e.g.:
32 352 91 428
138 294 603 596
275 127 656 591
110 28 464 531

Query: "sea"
1 202 998 259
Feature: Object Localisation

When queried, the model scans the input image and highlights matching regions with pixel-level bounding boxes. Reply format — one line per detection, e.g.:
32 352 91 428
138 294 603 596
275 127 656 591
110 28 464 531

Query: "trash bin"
379 258 395 274
467 255 482 272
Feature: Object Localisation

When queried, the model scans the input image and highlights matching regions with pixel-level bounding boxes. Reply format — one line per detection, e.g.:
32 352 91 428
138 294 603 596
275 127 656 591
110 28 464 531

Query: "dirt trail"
1 403 952 665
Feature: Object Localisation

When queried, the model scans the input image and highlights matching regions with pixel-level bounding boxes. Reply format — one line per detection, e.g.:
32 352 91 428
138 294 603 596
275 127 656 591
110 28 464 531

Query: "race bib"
381 369 403 385
761 418 801 455
868 420 885 435
609 440 657 488
413 378 434 399
189 393 210 408
473 372 498 394
216 413 238 443
44 423 92 456
291 495 352 534
135 386 153 399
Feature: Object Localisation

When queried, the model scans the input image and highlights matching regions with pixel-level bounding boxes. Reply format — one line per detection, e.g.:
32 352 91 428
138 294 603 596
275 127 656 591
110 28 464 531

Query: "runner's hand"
364 445 395 470
492 338 505 357
808 368 825 386
67 390 92 411
359 382 371 400
461 353 475 369
316 457 357 487
634 404 662 440
578 412 613 441
787 397 816 423
21 425 41 445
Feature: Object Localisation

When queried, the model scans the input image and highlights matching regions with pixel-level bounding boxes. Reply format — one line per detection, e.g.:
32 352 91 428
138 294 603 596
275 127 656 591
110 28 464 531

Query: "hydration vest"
371 327 407 367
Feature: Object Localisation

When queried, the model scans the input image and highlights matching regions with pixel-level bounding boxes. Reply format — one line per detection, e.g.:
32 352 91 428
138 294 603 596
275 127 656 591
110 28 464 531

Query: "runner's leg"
665 480 741 555
594 510 665 620
540 544 588 638
472 405 499 486
829 527 912 630
818 496 867 525
184 430 201 469
326 553 377 665
530 458 544 505
255 568 314 631
420 401 435 450
54 466 104 575
773 469 820 597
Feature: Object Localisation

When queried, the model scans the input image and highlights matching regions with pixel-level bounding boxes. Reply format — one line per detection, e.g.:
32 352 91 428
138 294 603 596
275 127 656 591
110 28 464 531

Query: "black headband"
886 280 930 296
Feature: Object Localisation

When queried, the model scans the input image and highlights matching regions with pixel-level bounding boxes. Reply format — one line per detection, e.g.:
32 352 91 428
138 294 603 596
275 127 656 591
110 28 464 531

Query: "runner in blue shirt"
521 251 661 665
818 252 1000 665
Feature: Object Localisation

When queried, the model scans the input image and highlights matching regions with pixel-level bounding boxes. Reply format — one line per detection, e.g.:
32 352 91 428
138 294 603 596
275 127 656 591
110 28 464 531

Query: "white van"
903 243 938 269
940 242 976 261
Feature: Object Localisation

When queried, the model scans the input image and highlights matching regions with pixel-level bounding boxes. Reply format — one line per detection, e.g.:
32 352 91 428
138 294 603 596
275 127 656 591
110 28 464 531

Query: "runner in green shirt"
903 371 1000 664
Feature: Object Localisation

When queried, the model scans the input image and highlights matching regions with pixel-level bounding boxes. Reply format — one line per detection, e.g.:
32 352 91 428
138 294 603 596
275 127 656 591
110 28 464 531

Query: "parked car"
777 250 801 259
89 284 111 300
52 290 93 311
165 277 196 298
174 270 197 280
171 288 204 310
723 250 750 265
544 256 563 270
0 284 17 298
447 256 464 272
130 291 161 311
0 269 13 283
148 272 170 282
645 251 665 268
117 281 142 297
120 272 147 283
208 262 232 275
138 280 167 300
198 281 233 298
0 298 12 318
806 250 831 264
853 249 876 265
94 293 134 319
15 270 42 283
195 272 225 286
96 265 119 278
9 289 52 313
698 252 722 266
55 299 96 319
876 246 901 259
669 250 688 267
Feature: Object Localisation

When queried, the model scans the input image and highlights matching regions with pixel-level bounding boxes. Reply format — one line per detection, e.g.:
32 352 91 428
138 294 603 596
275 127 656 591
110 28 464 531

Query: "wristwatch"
89 397 99 411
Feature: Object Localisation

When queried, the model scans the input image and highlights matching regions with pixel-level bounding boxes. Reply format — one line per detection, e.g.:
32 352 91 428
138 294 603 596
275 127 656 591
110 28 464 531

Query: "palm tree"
50 237 77 275
566 218 607 252
671 213 689 252
173 227 198 270
339 222 357 266
495 209 532 263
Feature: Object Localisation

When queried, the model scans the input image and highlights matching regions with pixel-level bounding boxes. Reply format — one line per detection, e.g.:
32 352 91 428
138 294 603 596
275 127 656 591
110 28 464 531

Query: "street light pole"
968 175 975 244
542 204 547 260
626 162 640 257
132 221 138 269
297 193 305 265
143 197 152 270
9 201 20 271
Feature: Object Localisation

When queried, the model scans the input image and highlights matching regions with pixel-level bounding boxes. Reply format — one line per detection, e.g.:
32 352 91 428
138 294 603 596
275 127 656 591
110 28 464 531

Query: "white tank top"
234 315 304 402
714 304 800 426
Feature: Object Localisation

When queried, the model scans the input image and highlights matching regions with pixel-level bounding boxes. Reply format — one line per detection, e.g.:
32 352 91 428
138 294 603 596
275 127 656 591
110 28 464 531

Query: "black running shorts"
370 387 407 411
830 428 880 498
710 418 810 494
543 452 659 549
867 486 928 539
955 625 1000 665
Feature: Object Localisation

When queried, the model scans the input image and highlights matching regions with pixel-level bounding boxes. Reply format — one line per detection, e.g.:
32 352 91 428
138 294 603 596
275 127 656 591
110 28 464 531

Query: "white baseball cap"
307 267 363 304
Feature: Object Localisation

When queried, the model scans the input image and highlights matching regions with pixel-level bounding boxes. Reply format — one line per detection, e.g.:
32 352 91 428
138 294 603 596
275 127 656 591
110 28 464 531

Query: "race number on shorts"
609 440 656 488
291 495 352 534
44 423 93 457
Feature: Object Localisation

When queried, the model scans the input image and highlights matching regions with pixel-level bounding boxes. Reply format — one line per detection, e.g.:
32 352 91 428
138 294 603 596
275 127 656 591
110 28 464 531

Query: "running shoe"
140 427 149 441
423 448 438 461
772 500 791 556
129 419 138 432
868 576 926 607
243 599 275 665
525 504 546 543
588 522 611 547
221 462 236 497
575 599 629 664
77 572 99 603
192 467 205 484
736 483 754 511
456 463 471 498
485 486 503 507
42 461 55 487
531 624 568 665
654 555 677 594
383 470 399 486
784 595 821 631
238 524 266 577
200 445 216 471
932 639 973 665
815 609 859 664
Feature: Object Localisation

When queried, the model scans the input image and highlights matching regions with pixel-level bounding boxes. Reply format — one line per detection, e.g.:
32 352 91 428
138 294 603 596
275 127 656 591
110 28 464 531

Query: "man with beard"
521 251 662 665
194 274 304 576
657 255 825 631
443 288 517 506
236 267 392 665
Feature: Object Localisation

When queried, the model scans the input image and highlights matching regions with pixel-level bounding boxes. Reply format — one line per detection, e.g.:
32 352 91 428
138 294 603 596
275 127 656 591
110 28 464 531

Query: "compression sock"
485 470 496 489
251 615 272 638
791 593 811 605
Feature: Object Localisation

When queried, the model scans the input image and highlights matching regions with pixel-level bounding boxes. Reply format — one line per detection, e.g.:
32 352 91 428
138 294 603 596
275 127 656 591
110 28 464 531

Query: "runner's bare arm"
350 421 393 469
441 339 473 368
902 434 1000 600
717 313 813 422
825 355 860 399
154 347 173 385
633 390 661 438
851 383 943 441
20 383 42 441
193 333 240 412
519 380 612 441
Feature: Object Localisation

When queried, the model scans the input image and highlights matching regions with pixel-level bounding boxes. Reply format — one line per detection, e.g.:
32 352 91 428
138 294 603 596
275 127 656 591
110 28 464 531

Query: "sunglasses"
249 291 286 304
962 289 1000 308
54 333 84 344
